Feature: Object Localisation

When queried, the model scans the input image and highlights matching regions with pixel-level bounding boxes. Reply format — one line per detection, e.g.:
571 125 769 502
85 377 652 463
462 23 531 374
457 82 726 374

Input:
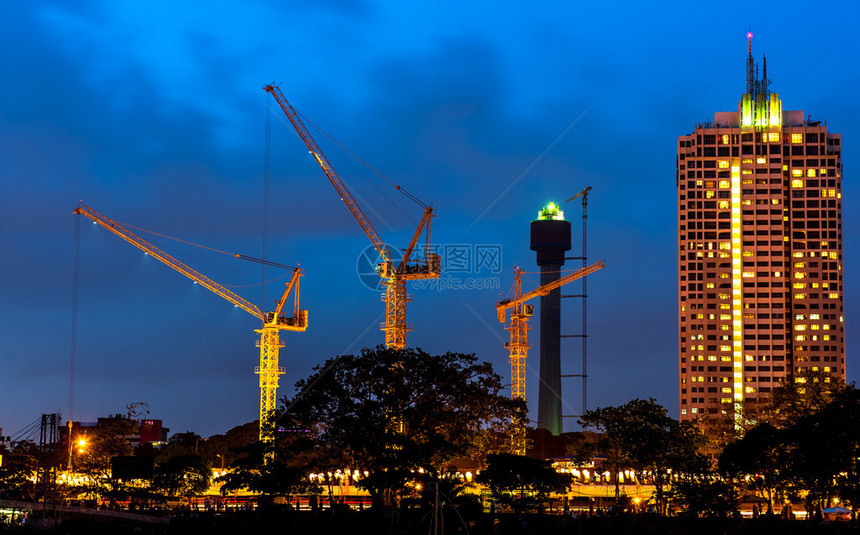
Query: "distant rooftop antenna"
762 54 769 96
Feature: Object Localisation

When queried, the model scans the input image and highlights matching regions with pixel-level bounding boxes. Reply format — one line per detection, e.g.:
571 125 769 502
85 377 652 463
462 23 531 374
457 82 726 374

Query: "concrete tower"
531 202 571 435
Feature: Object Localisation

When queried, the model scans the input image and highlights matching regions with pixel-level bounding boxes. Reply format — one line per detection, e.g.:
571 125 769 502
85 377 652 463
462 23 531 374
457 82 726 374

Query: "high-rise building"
676 34 845 427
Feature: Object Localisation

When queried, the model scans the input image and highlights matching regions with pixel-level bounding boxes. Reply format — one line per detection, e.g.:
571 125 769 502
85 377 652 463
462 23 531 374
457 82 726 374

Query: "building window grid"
678 122 843 421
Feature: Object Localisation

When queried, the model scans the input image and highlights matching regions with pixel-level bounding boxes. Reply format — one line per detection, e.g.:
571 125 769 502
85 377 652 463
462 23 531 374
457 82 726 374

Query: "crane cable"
69 213 80 427
298 112 428 209
113 220 296 271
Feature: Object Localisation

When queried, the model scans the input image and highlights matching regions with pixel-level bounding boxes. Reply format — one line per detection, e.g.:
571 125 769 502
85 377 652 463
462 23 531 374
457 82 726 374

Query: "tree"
74 417 136 506
152 454 211 500
780 385 860 511
280 346 526 509
580 398 706 513
671 472 739 519
476 454 571 515
216 440 321 507
0 441 39 500
719 422 786 514
151 432 211 502
743 368 844 429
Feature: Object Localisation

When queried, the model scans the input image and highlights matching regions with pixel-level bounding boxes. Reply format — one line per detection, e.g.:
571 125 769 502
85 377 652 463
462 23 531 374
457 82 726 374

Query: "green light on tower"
538 202 565 221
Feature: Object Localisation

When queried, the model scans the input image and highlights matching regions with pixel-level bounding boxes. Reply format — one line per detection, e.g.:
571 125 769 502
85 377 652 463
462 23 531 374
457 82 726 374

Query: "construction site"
56 85 605 454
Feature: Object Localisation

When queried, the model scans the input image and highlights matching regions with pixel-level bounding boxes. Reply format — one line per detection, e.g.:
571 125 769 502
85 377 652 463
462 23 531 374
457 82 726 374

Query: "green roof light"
538 202 565 221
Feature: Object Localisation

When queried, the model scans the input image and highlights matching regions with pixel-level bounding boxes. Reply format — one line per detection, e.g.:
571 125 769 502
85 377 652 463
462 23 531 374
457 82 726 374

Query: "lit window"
721 387 732 394
792 133 803 143
742 272 754 278
807 169 817 177
796 293 807 299
718 201 730 209
829 292 839 299
756 157 767 164
793 252 804 258
793 283 806 289
809 314 820 320
706 283 715 288
742 158 754 164
721 134 730 144
794 272 805 279
791 169 803 178
768 132 780 142
718 180 730 188
791 178 804 187
742 169 753 175
718 160 730 169
745 386 756 393
795 335 807 342
795 325 807 331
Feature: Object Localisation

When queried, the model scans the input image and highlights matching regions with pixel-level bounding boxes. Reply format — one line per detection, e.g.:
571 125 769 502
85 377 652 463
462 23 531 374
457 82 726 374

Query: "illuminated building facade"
677 35 844 425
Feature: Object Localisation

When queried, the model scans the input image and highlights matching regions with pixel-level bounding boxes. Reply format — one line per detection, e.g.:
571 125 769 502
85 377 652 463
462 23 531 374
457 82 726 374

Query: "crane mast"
496 260 605 455
264 84 439 349
75 205 307 459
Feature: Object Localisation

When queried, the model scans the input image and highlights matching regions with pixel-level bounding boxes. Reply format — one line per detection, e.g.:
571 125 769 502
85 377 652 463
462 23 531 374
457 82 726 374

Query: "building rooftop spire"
746 31 755 95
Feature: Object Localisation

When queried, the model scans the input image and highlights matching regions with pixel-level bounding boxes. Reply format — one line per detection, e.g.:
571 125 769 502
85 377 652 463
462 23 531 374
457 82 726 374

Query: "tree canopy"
278 346 526 508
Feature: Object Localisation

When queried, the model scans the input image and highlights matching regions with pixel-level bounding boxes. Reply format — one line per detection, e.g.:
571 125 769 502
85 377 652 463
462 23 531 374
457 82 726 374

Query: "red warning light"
747 32 753 39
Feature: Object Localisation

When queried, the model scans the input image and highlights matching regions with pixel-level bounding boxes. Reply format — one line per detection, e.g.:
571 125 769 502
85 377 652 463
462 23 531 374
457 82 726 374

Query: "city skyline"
2 2 859 439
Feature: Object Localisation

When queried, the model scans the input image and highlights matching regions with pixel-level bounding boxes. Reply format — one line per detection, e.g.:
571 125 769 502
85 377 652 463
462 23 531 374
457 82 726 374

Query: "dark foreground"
4 510 860 535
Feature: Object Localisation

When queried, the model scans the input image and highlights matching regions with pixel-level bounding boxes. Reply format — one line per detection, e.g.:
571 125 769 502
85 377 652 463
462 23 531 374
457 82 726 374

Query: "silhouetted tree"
580 398 707 513
476 453 571 515
280 346 526 510
0 441 39 500
719 422 786 514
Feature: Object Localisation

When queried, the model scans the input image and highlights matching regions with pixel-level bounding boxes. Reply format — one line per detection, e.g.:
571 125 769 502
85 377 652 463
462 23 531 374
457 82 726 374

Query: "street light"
77 438 87 454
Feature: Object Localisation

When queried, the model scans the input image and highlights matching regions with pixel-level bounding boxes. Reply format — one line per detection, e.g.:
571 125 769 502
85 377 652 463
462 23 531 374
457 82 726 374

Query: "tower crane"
264 84 440 349
74 204 307 460
496 260 605 455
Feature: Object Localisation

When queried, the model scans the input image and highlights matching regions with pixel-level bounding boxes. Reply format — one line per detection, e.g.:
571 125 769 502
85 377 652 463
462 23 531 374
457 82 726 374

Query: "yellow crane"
264 84 439 349
74 205 307 459
496 260 605 455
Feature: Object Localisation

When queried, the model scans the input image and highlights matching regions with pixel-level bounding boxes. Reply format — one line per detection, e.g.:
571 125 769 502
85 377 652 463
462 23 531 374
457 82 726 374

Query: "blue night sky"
3 1 860 439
